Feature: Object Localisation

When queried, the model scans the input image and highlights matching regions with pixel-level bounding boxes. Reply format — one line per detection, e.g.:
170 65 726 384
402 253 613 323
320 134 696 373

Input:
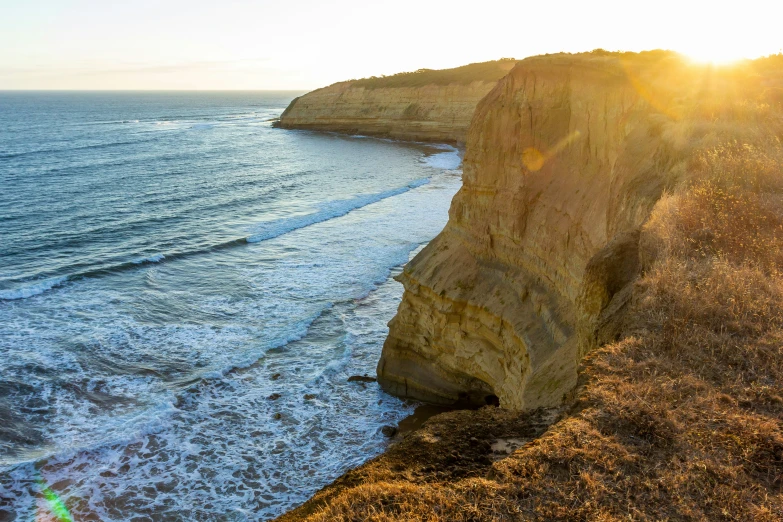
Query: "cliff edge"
276 60 517 143
276 51 783 521
377 51 779 410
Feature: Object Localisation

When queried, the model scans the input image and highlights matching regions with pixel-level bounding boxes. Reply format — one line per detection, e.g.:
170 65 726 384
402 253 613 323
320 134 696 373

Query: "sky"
1 0 781 90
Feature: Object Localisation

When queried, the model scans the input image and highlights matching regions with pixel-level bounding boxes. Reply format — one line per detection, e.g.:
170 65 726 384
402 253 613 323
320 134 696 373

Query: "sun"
681 43 748 66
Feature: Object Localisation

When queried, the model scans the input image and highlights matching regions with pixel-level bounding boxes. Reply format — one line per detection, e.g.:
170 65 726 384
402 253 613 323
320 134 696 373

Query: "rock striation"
377 51 764 410
276 60 517 143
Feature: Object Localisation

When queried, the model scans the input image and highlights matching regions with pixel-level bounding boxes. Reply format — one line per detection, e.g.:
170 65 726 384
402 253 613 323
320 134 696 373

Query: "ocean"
0 91 462 520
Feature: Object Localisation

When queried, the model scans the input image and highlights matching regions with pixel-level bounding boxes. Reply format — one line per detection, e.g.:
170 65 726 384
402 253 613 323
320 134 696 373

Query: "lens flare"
36 477 73 522
522 131 582 172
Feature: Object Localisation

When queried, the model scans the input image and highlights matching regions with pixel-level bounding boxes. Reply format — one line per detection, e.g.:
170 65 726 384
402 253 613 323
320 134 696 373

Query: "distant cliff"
275 60 517 143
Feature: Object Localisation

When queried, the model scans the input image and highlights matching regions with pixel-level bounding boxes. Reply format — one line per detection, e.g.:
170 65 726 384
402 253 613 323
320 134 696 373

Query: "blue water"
0 92 462 520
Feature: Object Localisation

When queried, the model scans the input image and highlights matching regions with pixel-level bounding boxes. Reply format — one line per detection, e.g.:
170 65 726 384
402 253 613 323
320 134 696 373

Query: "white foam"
0 135 464 519
421 145 462 170
148 121 186 132
0 276 68 301
246 179 430 243
133 254 165 264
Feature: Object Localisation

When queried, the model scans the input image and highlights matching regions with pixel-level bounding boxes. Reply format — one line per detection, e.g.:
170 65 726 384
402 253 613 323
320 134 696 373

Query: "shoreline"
271 118 466 147
272 120 467 158
274 404 565 522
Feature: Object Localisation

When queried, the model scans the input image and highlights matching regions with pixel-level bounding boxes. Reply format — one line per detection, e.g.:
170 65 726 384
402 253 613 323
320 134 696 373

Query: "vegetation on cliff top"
348 59 518 89
276 54 783 521
345 52 677 90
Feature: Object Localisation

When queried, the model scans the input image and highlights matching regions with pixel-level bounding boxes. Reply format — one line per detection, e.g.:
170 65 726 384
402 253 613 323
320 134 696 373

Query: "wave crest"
0 277 68 301
1 179 434 301
247 179 429 243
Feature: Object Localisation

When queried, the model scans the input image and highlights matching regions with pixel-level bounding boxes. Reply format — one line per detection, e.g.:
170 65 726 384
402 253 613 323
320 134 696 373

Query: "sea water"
0 92 462 520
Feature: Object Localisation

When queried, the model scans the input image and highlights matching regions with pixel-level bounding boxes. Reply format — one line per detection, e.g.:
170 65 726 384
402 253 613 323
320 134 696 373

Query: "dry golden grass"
349 60 517 89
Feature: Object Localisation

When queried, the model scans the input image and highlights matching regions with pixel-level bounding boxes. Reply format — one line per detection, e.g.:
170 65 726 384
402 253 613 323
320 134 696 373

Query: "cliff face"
377 52 746 410
275 53 783 521
277 61 517 143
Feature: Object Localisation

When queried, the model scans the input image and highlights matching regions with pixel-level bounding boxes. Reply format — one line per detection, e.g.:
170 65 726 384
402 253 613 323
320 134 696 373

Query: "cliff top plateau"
277 50 783 521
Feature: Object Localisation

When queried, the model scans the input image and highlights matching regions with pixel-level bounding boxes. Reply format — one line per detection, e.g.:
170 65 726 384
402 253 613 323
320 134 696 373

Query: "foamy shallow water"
0 92 461 520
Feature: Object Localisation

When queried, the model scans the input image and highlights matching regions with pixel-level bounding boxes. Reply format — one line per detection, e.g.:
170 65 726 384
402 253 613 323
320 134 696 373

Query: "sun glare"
682 44 748 66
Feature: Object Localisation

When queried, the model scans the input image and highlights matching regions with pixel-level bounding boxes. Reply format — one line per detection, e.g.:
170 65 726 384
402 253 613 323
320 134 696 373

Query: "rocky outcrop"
276 60 517 143
378 51 755 410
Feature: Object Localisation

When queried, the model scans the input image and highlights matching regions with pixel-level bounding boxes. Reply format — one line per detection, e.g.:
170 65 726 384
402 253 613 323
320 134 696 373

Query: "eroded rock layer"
276 61 517 143
378 51 757 410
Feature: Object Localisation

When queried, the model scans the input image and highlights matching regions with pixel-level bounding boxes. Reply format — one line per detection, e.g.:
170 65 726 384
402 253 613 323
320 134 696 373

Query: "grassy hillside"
349 59 518 89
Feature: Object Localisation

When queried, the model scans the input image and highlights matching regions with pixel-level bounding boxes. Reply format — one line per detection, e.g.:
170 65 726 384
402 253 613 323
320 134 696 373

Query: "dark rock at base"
381 425 398 437
348 375 377 383
268 393 281 401
304 394 317 400
276 406 563 521
395 404 456 438
271 373 282 380
272 412 283 420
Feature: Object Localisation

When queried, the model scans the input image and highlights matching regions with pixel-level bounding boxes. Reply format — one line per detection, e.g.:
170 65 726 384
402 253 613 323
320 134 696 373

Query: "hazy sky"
1 0 781 90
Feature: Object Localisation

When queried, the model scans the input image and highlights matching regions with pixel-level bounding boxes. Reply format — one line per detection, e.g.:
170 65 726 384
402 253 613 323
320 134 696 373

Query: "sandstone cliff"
377 51 780 410
276 52 783 521
276 60 517 143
